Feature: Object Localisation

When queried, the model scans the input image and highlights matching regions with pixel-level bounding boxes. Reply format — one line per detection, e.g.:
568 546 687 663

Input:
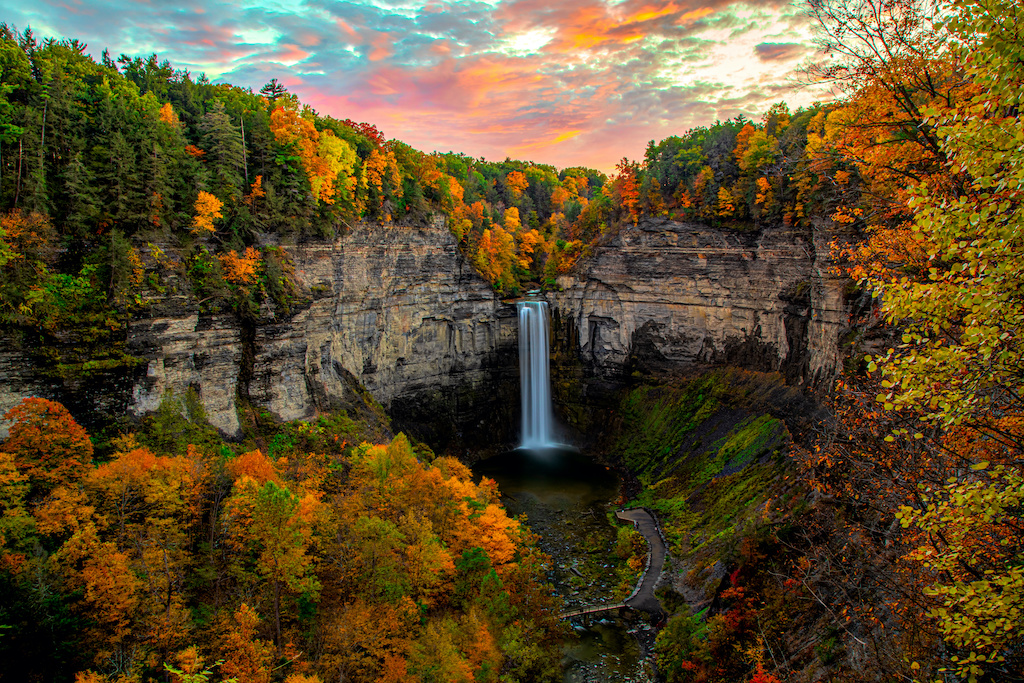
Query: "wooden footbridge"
558 508 668 621
559 602 628 622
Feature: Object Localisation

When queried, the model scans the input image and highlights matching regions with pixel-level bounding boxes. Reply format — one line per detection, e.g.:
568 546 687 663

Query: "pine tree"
200 100 245 199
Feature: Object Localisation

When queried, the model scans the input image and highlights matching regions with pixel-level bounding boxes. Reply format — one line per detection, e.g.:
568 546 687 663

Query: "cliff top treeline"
0 19 844 344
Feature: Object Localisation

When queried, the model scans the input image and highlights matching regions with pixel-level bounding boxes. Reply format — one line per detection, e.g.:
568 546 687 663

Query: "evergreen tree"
200 100 245 200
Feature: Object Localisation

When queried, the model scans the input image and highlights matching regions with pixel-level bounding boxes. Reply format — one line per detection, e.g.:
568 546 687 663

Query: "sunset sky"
5 0 830 172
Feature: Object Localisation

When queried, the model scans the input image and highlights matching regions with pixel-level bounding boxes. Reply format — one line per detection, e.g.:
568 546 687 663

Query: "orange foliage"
364 147 403 210
1 398 93 497
505 171 529 197
191 191 223 235
749 660 781 683
158 102 179 127
219 247 262 285
56 526 142 652
229 449 280 484
550 185 570 209
733 123 757 160
755 177 773 207
219 603 275 683
270 106 356 204
448 176 464 205
517 229 543 270
184 144 205 158
246 175 266 212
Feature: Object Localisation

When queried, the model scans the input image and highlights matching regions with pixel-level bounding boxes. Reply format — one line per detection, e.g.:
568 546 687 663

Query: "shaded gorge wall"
549 217 848 444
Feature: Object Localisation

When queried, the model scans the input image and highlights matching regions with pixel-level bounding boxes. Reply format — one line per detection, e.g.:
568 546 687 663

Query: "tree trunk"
14 138 22 206
241 116 248 186
274 577 282 648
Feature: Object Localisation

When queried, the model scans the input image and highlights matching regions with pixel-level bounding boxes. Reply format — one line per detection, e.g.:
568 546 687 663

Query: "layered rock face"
551 218 846 387
247 224 519 447
128 222 519 446
1 217 847 447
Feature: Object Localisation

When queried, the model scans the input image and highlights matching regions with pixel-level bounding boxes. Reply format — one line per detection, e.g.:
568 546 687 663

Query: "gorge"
0 216 847 449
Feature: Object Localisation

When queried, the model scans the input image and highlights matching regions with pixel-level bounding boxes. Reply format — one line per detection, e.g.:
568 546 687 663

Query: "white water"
518 300 557 449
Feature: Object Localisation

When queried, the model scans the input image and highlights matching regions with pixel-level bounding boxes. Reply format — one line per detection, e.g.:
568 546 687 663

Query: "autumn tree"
218 603 275 683
270 105 357 205
192 191 223 235
219 246 261 285
224 477 320 646
810 0 1024 679
1 397 93 498
610 158 640 225
505 171 528 198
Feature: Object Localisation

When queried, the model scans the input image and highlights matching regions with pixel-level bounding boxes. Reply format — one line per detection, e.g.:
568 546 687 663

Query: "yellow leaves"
218 246 261 285
516 229 543 270
755 177 773 206
271 106 357 204
475 226 516 286
738 130 779 173
717 186 736 218
311 130 357 204
503 207 521 232
158 102 179 128
364 147 403 209
191 191 223 235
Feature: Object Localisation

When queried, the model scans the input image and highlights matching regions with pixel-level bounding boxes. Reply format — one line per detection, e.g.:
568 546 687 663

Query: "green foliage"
654 612 704 683
139 388 221 455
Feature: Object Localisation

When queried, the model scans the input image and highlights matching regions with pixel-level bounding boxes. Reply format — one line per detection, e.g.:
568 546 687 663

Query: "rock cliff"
548 218 847 435
129 222 520 447
552 218 845 381
0 218 848 448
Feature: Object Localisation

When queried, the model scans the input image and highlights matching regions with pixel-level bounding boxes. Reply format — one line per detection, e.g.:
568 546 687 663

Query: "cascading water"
517 300 556 449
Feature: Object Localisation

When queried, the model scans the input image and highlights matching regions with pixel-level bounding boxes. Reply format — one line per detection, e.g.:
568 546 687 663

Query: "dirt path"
616 508 667 615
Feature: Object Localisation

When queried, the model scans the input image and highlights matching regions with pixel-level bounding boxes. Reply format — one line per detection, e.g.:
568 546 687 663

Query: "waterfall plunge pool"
473 446 654 682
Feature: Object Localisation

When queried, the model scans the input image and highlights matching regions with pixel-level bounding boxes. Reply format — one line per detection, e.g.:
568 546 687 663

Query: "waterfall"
517 300 556 449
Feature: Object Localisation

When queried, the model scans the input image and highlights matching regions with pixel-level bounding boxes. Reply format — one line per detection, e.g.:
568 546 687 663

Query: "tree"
192 191 222 235
259 79 287 103
502 206 520 232
803 0 961 185
816 0 1024 679
218 603 274 683
219 247 261 285
200 100 245 198
224 478 320 646
505 171 528 198
1 397 92 498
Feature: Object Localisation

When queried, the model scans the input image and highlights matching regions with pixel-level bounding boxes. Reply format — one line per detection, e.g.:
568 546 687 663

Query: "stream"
473 446 657 682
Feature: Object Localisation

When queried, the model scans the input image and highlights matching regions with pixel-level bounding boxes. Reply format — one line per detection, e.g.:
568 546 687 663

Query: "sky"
3 0 830 173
